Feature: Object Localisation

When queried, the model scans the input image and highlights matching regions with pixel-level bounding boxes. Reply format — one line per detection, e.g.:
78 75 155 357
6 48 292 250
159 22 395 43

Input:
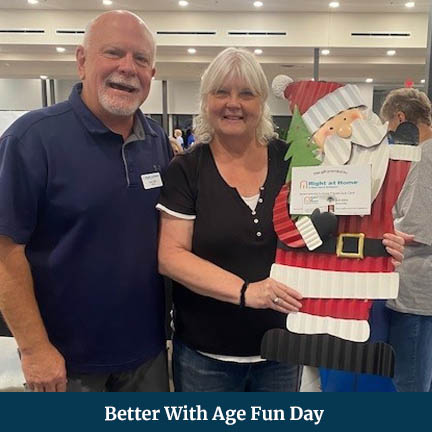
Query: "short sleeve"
157 152 197 220
0 133 47 244
394 147 432 246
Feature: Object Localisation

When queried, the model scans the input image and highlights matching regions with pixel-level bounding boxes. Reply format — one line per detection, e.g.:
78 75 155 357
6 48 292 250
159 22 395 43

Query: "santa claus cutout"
261 77 421 377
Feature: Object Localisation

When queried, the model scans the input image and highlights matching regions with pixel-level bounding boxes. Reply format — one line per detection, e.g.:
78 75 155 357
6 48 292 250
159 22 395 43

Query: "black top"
158 139 290 356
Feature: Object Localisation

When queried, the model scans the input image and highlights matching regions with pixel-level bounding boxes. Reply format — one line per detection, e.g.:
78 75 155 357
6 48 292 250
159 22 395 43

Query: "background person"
169 136 183 155
185 128 195 148
0 10 172 392
381 88 432 392
174 128 184 148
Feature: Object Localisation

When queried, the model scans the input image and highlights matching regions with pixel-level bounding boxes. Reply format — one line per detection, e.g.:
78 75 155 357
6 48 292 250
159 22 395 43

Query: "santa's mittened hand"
310 208 338 240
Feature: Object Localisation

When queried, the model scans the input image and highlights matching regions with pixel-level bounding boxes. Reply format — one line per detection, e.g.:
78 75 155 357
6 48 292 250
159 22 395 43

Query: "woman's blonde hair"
193 47 276 144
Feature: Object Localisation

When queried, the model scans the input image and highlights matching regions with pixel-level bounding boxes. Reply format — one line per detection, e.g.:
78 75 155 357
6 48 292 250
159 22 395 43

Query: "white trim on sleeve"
156 203 196 220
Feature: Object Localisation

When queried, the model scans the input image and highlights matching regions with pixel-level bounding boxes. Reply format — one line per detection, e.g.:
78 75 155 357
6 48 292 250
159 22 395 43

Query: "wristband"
240 280 249 308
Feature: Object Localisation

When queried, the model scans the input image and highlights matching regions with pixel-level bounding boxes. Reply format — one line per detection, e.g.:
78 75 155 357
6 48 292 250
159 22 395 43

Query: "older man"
0 10 172 392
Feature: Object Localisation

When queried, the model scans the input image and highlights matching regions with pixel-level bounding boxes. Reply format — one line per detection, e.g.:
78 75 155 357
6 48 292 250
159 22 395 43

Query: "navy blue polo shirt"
0 83 172 373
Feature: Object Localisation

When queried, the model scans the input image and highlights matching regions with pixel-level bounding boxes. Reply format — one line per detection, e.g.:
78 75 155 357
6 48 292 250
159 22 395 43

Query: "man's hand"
21 342 67 392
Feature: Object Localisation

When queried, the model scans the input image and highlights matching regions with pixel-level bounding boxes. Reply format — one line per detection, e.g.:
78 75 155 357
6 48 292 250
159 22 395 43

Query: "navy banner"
0 393 427 431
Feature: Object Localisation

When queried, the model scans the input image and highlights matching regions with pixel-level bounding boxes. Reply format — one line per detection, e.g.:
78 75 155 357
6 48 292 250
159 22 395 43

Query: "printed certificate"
290 165 371 215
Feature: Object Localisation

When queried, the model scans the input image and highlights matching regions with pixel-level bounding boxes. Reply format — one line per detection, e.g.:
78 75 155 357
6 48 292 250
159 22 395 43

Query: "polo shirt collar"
69 82 158 138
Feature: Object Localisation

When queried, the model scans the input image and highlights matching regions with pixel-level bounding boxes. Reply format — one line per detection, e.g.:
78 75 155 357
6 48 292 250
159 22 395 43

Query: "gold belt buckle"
336 233 365 259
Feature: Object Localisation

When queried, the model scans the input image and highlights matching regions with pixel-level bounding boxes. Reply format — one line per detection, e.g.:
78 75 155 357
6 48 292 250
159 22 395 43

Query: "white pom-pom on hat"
272 75 294 99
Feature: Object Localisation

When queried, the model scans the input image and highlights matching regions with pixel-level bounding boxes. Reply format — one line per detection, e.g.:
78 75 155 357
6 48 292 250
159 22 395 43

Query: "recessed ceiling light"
40 75 48 80
321 49 330 55
365 78 374 83
187 48 196 54
254 48 263 55
253 1 264 8
386 50 396 56
421 79 425 84
28 0 39 4
405 2 415 8
329 1 340 8
103 0 113 5
56 47 66 53
178 1 189 6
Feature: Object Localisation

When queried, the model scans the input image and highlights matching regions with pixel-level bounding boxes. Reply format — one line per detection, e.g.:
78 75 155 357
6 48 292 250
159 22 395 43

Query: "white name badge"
290 165 371 216
141 172 163 189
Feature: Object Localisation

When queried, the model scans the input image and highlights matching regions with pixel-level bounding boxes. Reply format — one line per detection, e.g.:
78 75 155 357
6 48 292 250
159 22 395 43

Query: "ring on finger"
272 297 280 304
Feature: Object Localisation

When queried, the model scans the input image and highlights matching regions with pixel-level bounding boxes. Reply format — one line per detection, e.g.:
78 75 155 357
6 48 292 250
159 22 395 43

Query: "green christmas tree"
284 106 321 183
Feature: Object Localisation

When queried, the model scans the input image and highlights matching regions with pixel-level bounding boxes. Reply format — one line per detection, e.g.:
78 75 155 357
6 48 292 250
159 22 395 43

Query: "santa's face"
314 107 390 201
314 107 389 165
313 108 363 150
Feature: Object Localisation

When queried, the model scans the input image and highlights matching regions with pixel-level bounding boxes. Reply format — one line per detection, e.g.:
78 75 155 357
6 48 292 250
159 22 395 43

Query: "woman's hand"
246 278 303 313
382 230 414 267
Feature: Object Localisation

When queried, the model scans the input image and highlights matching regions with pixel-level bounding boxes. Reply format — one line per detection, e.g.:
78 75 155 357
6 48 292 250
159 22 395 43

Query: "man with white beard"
262 77 418 377
0 11 172 392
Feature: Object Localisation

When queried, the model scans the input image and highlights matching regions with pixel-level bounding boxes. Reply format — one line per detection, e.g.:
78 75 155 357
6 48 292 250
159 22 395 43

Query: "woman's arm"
158 213 302 313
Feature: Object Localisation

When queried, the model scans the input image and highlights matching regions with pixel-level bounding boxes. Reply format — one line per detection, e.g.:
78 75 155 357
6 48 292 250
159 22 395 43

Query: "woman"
381 88 432 392
157 48 405 392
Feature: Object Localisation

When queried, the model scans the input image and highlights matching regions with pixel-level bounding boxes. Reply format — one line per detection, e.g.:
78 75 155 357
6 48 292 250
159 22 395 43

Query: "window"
145 114 163 127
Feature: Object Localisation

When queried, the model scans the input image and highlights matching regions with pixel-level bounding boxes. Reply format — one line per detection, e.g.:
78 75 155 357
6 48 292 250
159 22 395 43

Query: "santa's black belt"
277 233 389 259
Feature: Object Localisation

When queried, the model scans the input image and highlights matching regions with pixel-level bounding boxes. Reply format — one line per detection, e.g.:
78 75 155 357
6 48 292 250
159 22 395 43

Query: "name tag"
141 172 163 189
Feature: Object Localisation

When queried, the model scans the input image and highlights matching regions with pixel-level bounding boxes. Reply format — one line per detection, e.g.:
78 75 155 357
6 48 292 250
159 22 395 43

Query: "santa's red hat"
272 75 366 134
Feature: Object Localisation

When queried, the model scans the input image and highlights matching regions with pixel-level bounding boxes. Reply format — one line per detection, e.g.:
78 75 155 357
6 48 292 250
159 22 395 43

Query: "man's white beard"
98 72 143 117
321 112 390 202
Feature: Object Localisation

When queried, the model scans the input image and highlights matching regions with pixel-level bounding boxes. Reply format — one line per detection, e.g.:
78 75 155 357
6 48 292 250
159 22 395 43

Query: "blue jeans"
388 309 432 392
172 337 301 392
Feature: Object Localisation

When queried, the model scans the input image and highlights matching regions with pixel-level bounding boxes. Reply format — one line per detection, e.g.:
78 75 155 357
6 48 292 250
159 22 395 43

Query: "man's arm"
0 235 67 392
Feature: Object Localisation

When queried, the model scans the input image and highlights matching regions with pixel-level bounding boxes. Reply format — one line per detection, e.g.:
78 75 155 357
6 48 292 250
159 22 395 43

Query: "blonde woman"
157 48 405 392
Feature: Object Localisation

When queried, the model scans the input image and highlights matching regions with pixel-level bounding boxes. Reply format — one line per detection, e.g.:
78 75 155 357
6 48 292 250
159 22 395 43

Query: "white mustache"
105 73 140 90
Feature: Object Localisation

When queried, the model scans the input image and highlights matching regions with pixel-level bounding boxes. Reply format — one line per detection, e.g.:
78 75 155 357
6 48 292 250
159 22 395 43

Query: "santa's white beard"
321 115 390 202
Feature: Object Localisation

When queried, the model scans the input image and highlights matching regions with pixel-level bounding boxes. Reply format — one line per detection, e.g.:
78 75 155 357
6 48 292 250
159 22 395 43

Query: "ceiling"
0 0 431 86
1 0 430 13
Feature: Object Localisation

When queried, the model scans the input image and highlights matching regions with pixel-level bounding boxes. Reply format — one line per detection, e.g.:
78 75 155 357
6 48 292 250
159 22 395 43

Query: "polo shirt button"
252 211 256 215
256 232 262 237
258 198 263 203
260 186 264 191
254 218 259 223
